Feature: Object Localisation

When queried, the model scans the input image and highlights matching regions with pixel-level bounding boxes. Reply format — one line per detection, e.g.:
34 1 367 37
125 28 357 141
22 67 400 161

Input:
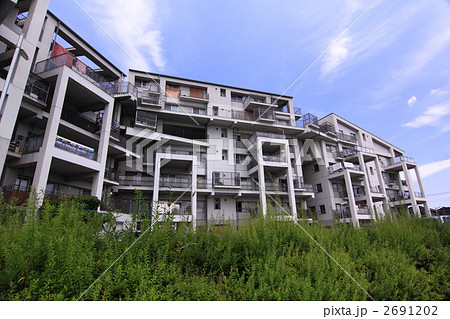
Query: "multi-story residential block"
0 0 429 227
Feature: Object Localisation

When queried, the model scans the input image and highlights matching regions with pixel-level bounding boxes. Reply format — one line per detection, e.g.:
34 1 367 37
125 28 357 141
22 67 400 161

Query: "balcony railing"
249 131 285 144
414 191 424 198
293 179 314 192
357 207 371 215
353 188 366 197
138 90 163 106
262 155 284 162
334 208 351 219
302 113 318 127
387 190 411 201
337 132 357 143
179 89 209 100
253 107 274 121
244 95 270 109
55 136 97 161
319 122 335 134
369 186 382 193
160 176 192 188
109 81 138 96
212 172 241 187
61 108 100 134
334 190 348 198
34 53 114 95
156 147 193 155
21 136 44 154
265 182 288 192
2 185 30 205
24 72 50 104
118 176 154 186
328 162 362 174
294 107 302 116
135 110 157 128
104 168 120 182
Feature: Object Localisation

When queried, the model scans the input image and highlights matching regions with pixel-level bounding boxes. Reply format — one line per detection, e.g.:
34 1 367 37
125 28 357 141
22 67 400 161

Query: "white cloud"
81 0 165 72
407 95 417 106
402 103 450 129
321 37 351 75
420 158 450 179
430 88 449 96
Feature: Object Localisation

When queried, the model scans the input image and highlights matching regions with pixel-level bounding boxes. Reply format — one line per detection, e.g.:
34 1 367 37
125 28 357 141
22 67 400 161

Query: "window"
231 93 243 102
222 150 228 160
236 201 242 212
332 183 339 192
234 134 241 142
220 88 226 97
369 167 374 175
316 183 323 193
213 106 219 116
310 207 316 216
313 164 320 172
214 198 221 210
326 145 332 153
362 133 366 141
221 128 227 138
319 205 326 214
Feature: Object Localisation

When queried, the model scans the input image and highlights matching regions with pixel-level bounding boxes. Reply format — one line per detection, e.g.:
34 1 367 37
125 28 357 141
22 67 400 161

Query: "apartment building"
0 0 429 227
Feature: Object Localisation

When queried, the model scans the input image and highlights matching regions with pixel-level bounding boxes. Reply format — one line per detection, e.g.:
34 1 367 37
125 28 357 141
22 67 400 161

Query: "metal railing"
104 168 119 182
135 110 157 128
334 190 348 198
118 176 154 186
319 122 335 134
328 162 362 174
414 191 424 198
61 108 99 134
179 89 209 100
156 147 193 155
244 95 269 108
293 177 314 192
160 176 192 188
253 107 274 121
212 172 241 187
334 208 351 219
265 182 288 192
337 132 357 143
262 154 284 162
34 53 114 95
369 186 382 193
249 131 285 144
294 107 302 115
302 113 318 127
21 136 44 154
109 81 138 96
138 91 162 106
357 207 370 215
24 72 50 104
54 136 97 161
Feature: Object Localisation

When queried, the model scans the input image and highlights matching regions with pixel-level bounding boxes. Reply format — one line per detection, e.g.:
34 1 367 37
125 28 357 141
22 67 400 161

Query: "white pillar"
402 162 419 216
344 169 359 227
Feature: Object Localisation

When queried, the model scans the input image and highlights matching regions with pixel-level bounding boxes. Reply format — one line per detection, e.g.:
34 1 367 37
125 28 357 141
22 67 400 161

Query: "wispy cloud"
407 95 417 106
402 102 450 130
321 37 351 75
430 88 449 96
80 0 165 72
420 158 450 179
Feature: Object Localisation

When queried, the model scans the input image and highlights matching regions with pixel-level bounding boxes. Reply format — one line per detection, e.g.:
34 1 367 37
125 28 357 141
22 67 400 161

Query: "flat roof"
129 69 294 99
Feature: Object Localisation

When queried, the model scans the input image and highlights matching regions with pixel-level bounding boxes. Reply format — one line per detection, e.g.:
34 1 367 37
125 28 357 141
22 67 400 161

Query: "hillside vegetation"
0 196 448 301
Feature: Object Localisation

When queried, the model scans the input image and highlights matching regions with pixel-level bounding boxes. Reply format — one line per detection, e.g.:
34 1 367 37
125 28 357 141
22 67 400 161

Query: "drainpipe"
0 33 24 117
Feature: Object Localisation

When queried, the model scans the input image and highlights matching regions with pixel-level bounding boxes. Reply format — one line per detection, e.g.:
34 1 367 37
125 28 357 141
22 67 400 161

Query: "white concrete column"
344 170 359 227
32 69 69 202
374 157 387 196
414 166 430 217
402 162 419 216
91 98 114 198
152 153 162 206
286 163 298 220
358 153 374 215
191 155 197 228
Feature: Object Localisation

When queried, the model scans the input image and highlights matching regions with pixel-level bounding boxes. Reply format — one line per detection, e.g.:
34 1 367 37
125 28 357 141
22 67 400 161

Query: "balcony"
212 172 240 187
353 187 366 198
109 81 138 97
24 72 50 104
319 122 335 134
262 154 284 162
21 136 44 154
61 108 100 134
265 182 288 192
249 131 285 144
179 88 209 102
243 95 272 110
253 107 275 122
2 185 30 205
138 90 163 107
160 176 192 188
334 208 351 219
293 177 314 192
135 110 157 128
118 175 154 187
337 132 357 143
334 190 348 198
357 207 371 215
294 107 302 119
369 186 382 194
34 53 114 95
156 147 193 156
55 136 97 161
302 113 318 127
328 162 362 174
104 168 119 182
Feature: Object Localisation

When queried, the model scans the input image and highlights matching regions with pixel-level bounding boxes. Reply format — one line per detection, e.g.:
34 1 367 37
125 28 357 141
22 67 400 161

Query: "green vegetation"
0 196 448 301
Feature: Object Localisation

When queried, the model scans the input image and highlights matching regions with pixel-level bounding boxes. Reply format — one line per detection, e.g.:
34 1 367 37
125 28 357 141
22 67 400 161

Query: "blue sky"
48 0 450 208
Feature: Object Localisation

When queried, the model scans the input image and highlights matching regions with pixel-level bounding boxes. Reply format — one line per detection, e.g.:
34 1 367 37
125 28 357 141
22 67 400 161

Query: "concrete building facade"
0 0 430 227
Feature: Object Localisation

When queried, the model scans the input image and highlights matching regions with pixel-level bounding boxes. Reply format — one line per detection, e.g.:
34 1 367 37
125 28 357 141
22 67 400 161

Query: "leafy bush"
0 198 448 300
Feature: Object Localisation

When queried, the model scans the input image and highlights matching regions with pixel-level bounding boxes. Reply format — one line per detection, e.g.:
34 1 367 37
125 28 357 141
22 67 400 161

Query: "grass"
0 196 448 300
